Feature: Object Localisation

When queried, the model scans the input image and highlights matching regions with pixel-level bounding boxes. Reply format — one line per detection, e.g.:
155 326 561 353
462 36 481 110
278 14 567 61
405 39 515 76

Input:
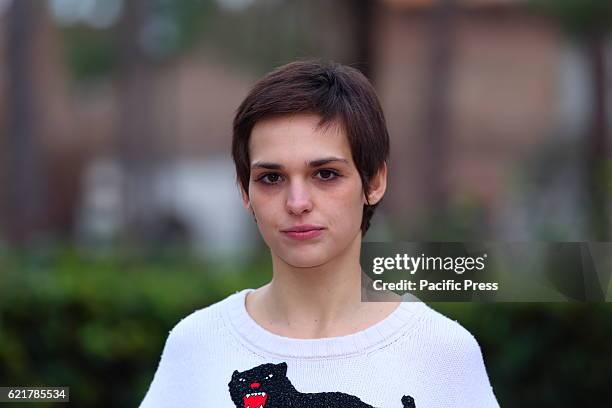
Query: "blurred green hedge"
1 247 611 407
434 301 612 406
0 247 270 407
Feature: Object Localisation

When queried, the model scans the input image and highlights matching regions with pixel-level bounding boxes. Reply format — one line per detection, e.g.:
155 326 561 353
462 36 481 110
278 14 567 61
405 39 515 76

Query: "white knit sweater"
139 289 500 407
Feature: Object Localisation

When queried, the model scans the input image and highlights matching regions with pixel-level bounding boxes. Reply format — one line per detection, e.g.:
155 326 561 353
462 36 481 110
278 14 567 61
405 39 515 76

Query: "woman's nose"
285 181 313 215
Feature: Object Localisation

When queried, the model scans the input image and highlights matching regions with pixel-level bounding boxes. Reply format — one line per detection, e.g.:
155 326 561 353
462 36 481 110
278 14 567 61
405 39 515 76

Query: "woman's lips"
281 226 325 241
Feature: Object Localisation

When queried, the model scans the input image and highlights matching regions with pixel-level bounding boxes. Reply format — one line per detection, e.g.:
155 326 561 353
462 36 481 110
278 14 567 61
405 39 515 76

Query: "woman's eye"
316 169 339 181
257 173 283 184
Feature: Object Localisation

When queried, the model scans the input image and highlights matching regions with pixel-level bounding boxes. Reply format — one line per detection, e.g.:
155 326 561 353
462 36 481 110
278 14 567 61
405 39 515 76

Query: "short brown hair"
232 60 389 235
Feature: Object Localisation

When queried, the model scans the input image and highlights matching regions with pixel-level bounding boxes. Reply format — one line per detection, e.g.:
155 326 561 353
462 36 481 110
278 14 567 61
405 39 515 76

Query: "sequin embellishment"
228 362 416 407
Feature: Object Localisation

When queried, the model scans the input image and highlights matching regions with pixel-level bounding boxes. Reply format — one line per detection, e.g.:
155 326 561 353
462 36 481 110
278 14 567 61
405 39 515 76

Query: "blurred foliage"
196 0 315 75
61 27 119 80
57 0 317 81
0 246 270 407
1 246 611 406
434 301 612 406
528 0 612 35
423 197 491 241
390 196 492 241
59 0 218 80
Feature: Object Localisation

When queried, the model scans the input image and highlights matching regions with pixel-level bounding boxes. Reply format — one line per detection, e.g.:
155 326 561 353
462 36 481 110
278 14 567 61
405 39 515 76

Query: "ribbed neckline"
222 288 425 359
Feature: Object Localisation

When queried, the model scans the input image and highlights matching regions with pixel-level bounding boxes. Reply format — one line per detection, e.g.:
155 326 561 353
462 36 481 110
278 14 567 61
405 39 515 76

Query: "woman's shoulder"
402 301 485 362
420 303 477 339
400 303 498 403
164 289 247 346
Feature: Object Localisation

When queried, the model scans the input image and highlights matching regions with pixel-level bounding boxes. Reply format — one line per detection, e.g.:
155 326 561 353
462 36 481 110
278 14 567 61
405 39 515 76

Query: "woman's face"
244 113 374 268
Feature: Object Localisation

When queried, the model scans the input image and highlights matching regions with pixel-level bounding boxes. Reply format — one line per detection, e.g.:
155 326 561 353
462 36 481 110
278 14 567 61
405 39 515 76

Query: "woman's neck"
245 234 401 339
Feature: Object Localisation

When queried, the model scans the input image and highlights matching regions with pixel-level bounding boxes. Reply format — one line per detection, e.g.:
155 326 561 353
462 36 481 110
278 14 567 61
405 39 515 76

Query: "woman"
140 60 500 407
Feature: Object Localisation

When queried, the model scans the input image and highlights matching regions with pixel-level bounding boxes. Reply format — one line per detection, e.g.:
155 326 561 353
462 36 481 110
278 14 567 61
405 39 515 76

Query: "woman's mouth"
281 225 325 241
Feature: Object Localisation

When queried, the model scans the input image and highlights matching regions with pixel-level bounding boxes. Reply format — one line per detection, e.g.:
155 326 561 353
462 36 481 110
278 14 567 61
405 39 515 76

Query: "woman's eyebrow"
251 162 282 170
251 157 348 170
308 157 349 167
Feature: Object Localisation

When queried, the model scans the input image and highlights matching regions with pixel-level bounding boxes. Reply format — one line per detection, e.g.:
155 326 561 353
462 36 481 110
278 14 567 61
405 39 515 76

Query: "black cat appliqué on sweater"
228 362 416 408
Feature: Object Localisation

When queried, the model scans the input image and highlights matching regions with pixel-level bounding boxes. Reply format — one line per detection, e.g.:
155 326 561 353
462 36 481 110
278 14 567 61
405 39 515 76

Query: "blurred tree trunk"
3 0 45 246
423 0 456 223
585 33 609 240
528 0 611 240
352 0 375 78
306 0 376 77
116 0 159 247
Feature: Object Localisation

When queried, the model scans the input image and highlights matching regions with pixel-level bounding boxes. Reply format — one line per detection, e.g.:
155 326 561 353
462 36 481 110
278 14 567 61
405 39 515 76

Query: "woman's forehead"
249 113 351 164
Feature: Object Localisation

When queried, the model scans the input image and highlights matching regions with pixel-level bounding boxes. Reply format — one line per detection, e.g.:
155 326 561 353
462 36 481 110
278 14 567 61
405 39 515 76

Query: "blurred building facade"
374 0 610 240
0 0 610 252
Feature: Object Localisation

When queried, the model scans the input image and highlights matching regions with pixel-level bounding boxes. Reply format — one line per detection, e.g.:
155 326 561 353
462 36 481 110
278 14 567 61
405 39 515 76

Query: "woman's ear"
239 185 251 211
365 162 387 205
240 185 257 223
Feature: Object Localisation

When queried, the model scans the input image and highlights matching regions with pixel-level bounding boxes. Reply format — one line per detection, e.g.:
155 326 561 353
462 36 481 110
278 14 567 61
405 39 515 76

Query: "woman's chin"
279 251 330 269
